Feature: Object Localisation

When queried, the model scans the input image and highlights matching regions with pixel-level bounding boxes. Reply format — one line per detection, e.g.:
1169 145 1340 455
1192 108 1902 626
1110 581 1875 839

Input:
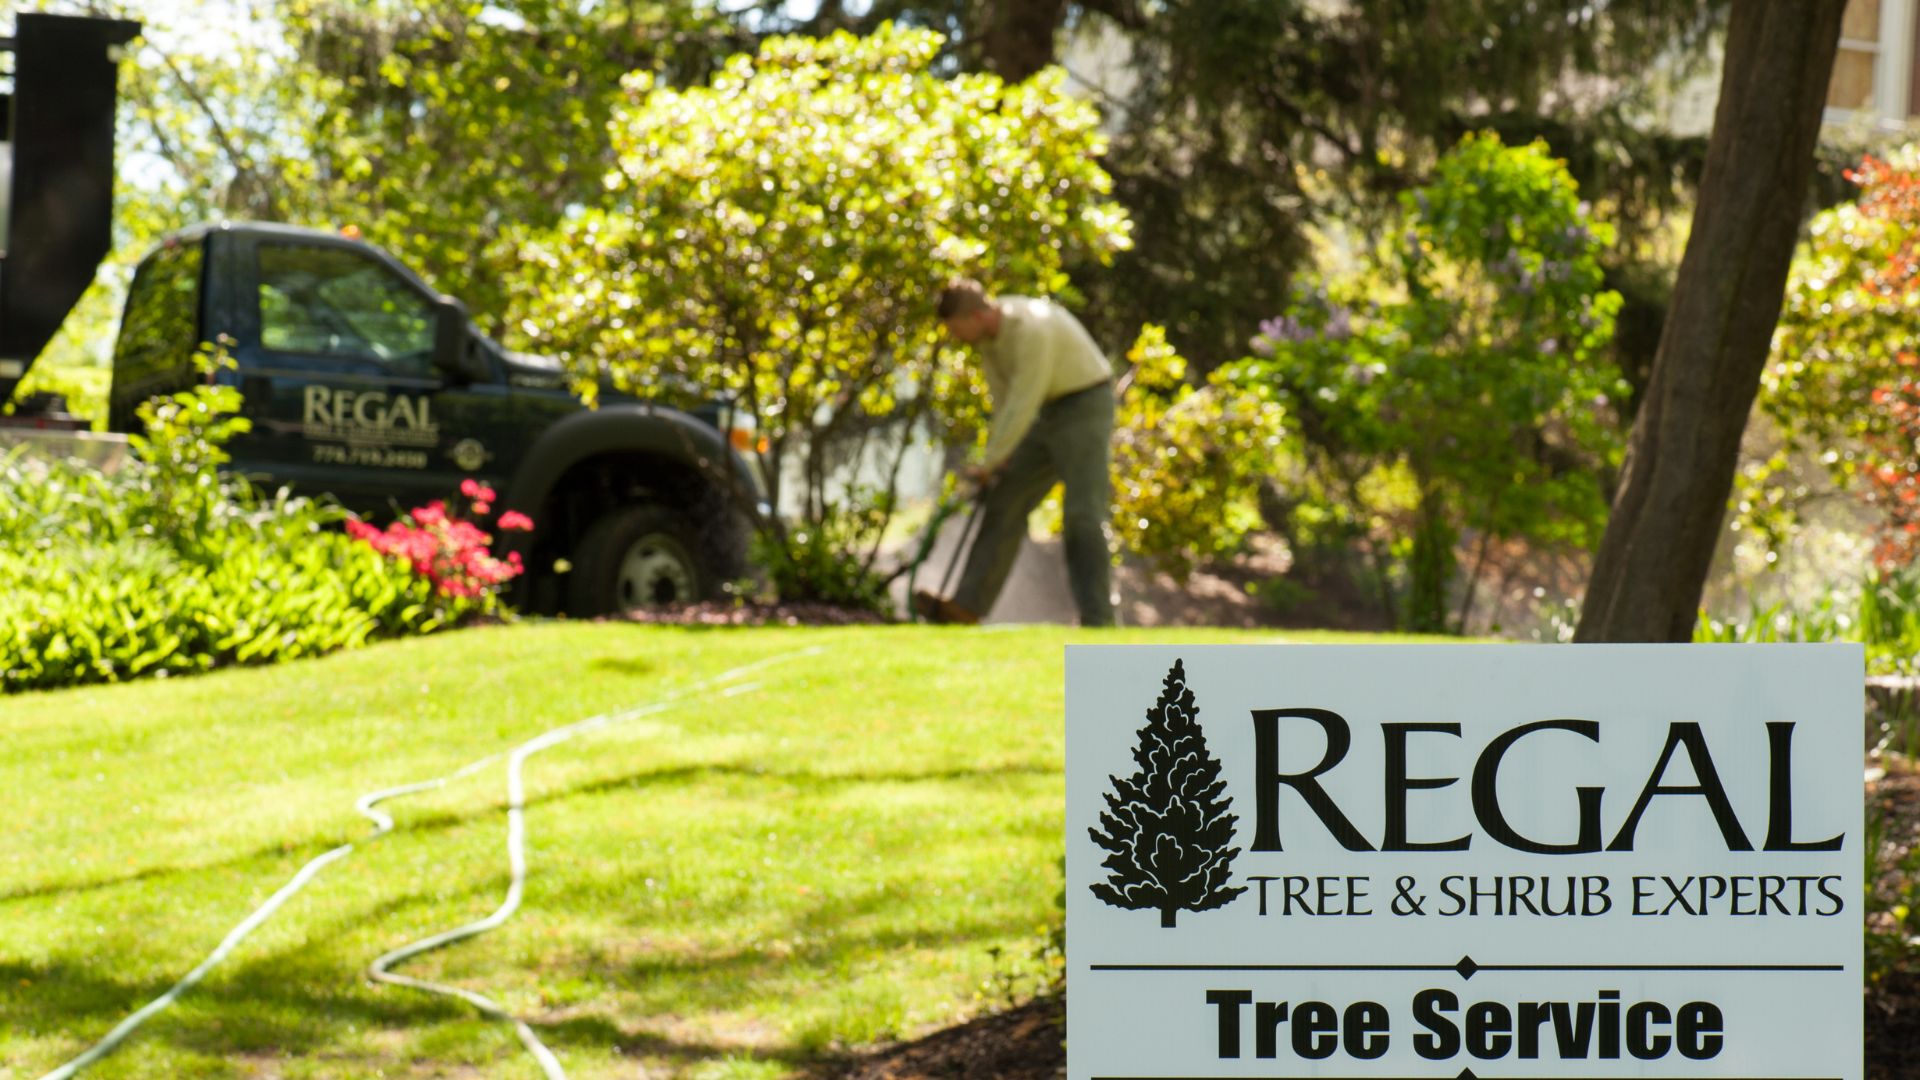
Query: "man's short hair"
937 278 990 320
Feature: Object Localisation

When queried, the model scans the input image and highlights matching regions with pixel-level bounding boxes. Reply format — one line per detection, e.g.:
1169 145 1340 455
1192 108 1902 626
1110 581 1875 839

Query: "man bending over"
914 279 1116 626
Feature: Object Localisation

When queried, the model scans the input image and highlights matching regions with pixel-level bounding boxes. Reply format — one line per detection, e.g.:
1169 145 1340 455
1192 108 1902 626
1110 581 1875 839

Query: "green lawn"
1 622 1416 1079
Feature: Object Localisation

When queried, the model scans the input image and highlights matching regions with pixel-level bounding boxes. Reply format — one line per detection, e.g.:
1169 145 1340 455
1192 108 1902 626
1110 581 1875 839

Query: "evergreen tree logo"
1089 658 1248 927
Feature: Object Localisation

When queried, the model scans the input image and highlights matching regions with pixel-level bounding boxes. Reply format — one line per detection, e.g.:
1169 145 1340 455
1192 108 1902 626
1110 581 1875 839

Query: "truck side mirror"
431 295 485 382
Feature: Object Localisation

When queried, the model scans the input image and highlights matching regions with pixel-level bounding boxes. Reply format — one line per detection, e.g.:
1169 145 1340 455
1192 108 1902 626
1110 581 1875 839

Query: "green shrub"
513 25 1131 603
1866 801 1920 986
0 376 485 693
1110 326 1286 581
1243 133 1623 633
748 500 894 616
1694 563 1920 676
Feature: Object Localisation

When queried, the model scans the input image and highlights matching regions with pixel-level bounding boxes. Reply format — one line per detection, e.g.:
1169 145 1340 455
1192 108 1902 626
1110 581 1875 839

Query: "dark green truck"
1 13 760 617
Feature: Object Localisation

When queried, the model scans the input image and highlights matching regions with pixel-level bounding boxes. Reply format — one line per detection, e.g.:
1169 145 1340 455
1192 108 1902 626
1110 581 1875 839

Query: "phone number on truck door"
311 444 429 469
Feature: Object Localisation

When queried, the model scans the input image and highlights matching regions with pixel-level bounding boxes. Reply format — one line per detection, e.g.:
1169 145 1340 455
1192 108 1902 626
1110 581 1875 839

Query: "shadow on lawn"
389 757 1059 837
0 954 464 1064
4 890 1045 1073
1 757 1054 908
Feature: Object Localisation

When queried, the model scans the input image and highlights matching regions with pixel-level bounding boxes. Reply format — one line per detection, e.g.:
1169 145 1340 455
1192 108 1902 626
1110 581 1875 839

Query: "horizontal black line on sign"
1087 963 1845 972
1088 1077 1844 1080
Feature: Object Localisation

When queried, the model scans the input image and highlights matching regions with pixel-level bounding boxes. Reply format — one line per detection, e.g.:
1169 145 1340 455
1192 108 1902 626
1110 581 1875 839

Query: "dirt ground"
1869 768 1920 1079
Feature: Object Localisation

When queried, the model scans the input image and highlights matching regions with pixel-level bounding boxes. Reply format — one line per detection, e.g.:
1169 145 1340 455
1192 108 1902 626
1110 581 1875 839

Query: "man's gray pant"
953 381 1115 626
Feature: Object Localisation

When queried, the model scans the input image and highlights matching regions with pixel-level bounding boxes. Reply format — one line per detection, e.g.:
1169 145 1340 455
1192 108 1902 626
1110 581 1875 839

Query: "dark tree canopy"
956 0 1732 374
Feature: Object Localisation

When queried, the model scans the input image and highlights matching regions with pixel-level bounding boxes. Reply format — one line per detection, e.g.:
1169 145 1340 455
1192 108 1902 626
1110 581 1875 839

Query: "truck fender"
496 403 756 561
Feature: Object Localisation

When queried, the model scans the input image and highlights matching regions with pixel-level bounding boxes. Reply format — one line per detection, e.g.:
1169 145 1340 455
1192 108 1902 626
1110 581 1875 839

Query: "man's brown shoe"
912 590 981 625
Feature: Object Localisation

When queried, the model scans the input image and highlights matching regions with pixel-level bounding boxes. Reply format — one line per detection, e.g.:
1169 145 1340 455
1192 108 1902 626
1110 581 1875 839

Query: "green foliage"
747 501 895 616
1693 563 1920 677
1752 145 1920 554
281 0 736 335
1243 133 1624 632
3 365 110 429
0 370 488 693
1111 326 1286 580
1071 0 1724 375
1864 802 1920 986
515 25 1131 601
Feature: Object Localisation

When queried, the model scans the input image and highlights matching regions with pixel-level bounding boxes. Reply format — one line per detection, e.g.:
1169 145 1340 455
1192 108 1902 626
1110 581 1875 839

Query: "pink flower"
497 510 534 532
459 479 499 503
345 491 528 599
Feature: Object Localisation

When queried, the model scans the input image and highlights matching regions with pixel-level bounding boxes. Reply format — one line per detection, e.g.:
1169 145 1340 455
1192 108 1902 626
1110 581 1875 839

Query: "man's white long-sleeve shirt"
976 296 1114 469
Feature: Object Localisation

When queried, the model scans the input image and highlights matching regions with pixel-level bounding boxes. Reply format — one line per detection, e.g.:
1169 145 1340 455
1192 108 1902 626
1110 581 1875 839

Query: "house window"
1829 0 1883 111
1825 0 1920 122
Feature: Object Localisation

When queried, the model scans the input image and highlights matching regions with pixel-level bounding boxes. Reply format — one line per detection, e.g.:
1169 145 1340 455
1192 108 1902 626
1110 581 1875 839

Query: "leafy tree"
1577 1 1848 643
1089 658 1246 929
1244 134 1622 632
1111 325 1285 580
712 1 1727 379
512 25 1131 600
280 0 740 335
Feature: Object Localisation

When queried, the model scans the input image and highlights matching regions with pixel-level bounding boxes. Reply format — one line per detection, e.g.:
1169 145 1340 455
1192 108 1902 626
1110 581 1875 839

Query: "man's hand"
963 462 1000 491
960 457 1006 491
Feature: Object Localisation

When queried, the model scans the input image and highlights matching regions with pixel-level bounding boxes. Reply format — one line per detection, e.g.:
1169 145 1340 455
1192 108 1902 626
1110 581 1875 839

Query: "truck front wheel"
566 505 708 617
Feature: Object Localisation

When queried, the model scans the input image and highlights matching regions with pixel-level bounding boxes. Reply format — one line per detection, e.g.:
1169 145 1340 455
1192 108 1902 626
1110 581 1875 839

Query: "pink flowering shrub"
345 480 534 605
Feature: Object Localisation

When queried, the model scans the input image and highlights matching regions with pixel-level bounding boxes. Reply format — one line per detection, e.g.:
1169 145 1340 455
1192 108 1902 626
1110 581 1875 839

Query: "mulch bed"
1869 767 1920 1079
1870 970 1920 1079
815 995 1064 1080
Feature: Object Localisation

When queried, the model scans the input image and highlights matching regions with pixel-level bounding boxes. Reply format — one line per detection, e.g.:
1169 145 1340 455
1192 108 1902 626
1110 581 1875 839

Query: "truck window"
257 244 436 376
109 236 205 433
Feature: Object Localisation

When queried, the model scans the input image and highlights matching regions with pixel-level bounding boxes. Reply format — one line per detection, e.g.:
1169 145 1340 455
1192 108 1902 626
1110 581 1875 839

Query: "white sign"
1066 645 1861 1080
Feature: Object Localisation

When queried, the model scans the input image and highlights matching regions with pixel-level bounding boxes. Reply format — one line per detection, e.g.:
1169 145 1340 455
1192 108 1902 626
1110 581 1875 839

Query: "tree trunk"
973 0 1068 82
1574 1 1846 643
1407 481 1456 634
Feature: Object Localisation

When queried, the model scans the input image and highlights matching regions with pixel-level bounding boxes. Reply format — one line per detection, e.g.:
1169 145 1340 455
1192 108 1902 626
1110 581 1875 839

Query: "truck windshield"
257 243 436 376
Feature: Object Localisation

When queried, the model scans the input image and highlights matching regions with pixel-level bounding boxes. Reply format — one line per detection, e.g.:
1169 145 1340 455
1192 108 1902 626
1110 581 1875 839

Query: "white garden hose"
366 676 769 1079
35 645 825 1080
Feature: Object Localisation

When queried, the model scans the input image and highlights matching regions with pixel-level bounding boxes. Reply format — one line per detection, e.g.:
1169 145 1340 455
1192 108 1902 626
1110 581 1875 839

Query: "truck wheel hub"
615 536 695 609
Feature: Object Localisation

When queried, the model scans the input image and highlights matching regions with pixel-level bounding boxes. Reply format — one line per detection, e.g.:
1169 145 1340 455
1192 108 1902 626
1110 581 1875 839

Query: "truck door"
226 234 506 515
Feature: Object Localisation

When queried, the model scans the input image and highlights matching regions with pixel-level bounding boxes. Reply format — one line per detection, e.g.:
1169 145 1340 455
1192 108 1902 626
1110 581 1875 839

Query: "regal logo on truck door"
302 385 439 448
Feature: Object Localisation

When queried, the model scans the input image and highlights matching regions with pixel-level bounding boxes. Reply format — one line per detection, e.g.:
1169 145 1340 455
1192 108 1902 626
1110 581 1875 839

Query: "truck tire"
566 505 708 617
